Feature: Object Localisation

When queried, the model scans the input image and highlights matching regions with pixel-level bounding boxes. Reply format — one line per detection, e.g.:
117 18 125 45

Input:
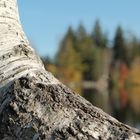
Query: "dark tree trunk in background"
0 0 140 139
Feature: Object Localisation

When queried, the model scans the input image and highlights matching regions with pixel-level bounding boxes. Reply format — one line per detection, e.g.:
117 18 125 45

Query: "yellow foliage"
129 86 140 113
128 57 140 113
47 64 58 76
129 57 140 85
58 67 82 94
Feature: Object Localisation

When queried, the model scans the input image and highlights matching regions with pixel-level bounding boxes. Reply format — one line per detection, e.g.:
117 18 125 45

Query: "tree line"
42 20 140 95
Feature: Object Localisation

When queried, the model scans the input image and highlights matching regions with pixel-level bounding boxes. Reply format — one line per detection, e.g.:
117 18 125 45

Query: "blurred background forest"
42 20 140 130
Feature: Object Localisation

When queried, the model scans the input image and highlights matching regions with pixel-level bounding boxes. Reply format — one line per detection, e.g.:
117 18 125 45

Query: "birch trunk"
0 0 140 139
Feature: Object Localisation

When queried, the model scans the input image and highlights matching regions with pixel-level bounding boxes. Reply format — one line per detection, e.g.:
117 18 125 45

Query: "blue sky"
18 0 140 58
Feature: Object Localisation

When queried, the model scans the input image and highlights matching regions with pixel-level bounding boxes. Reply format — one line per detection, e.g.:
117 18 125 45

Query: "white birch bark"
0 0 59 87
0 0 140 140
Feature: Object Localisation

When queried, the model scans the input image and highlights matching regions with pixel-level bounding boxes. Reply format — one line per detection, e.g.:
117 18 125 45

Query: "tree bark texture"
0 0 140 139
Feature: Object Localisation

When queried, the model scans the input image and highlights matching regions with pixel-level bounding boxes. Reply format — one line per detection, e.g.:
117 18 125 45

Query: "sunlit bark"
0 0 140 139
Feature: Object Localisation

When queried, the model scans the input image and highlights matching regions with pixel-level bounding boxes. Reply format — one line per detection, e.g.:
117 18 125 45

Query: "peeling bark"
0 0 140 140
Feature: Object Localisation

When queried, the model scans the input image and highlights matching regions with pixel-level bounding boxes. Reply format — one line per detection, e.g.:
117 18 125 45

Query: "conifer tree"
92 20 107 48
113 26 127 62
